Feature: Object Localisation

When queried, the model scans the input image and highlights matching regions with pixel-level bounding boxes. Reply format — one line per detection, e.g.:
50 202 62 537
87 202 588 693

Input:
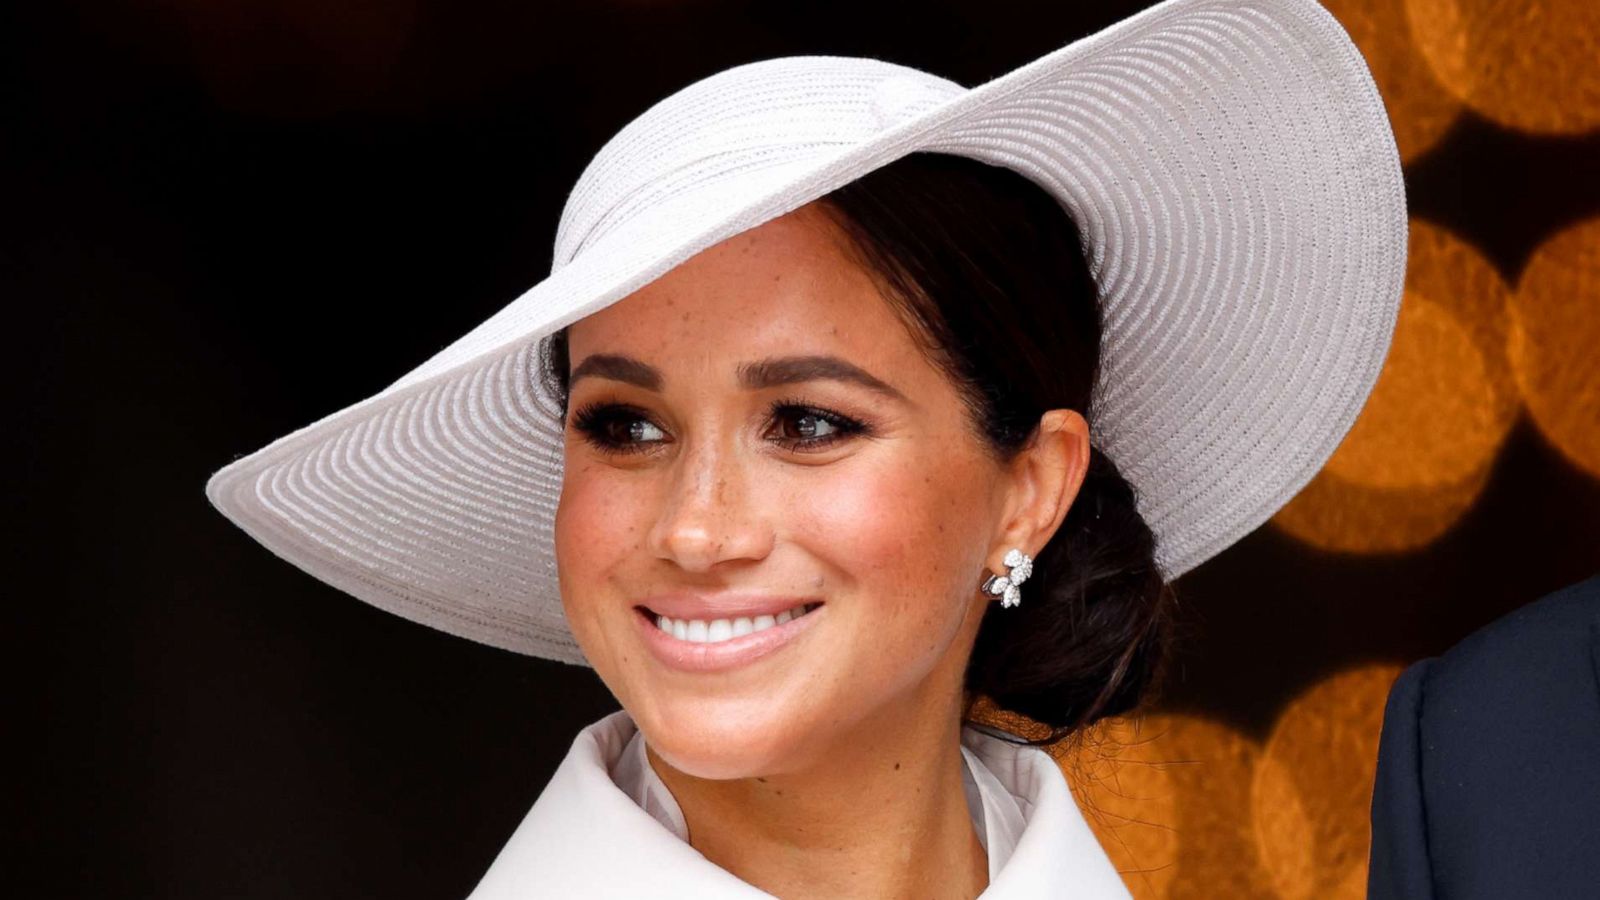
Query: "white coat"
467 709 1131 898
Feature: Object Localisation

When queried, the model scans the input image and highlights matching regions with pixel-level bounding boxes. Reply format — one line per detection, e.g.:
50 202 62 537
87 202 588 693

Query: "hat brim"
206 0 1406 664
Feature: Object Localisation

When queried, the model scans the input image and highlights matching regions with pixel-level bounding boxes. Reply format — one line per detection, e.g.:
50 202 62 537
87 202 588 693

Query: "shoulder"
1369 570 1600 900
1400 568 1600 800
1419 570 1600 712
1379 569 1600 756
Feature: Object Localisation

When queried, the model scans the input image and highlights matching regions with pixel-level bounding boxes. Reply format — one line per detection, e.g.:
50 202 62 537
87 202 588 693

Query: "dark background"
9 0 1599 896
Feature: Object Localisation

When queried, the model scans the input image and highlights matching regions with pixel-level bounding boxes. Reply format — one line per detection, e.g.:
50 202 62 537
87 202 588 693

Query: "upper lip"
637 592 820 621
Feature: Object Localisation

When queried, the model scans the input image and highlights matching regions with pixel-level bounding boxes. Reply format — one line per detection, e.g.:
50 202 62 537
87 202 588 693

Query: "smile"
634 601 824 673
649 602 821 643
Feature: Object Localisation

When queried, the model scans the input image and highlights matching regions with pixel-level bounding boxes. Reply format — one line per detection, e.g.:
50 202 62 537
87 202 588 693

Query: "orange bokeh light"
1251 665 1402 900
1508 216 1600 479
1318 0 1464 162
1405 0 1600 134
1062 714 1274 899
1272 221 1517 553
981 665 1412 897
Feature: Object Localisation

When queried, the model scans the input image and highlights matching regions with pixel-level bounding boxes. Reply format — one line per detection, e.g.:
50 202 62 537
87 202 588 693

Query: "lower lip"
635 604 824 674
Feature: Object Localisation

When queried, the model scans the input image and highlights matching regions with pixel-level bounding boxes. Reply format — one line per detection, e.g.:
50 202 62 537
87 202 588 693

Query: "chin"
634 695 821 780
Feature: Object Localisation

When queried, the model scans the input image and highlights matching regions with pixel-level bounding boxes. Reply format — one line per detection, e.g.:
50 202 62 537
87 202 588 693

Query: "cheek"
553 461 645 628
793 450 990 636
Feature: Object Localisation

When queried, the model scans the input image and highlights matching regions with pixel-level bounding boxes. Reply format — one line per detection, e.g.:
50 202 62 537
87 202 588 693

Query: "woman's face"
554 202 1018 779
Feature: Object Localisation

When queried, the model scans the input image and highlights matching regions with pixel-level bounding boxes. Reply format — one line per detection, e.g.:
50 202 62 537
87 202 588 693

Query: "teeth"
655 603 817 643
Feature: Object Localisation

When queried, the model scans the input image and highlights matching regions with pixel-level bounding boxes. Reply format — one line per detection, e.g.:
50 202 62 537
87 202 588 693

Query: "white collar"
469 710 1131 898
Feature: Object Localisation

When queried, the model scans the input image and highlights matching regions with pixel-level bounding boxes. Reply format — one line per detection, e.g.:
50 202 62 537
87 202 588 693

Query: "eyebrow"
568 353 908 402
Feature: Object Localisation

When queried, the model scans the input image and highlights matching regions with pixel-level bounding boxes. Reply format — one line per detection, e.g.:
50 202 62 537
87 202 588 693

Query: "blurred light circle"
1272 221 1517 553
1319 0 1464 161
1062 716 1182 898
1062 714 1272 900
1251 665 1403 900
1251 753 1318 900
1323 291 1499 488
1508 216 1600 478
1269 463 1495 554
1406 0 1600 134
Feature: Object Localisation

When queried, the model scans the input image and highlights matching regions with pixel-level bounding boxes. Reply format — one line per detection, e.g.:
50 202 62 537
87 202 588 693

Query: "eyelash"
568 397 870 456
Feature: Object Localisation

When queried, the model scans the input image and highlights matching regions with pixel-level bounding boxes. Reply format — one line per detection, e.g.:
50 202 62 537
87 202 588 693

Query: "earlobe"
982 547 1035 608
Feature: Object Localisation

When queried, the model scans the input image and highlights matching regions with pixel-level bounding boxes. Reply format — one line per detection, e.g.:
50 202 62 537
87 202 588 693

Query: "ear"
986 409 1090 576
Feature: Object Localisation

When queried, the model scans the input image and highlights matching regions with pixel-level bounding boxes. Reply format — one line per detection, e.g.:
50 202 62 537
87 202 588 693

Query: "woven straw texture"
205 0 1407 665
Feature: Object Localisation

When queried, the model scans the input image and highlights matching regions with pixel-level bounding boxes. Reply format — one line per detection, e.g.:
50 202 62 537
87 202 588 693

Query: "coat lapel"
963 726 1131 897
468 710 775 899
469 710 1130 898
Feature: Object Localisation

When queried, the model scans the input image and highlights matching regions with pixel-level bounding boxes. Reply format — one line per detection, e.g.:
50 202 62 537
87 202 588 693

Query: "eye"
569 399 871 457
569 402 669 455
766 400 868 452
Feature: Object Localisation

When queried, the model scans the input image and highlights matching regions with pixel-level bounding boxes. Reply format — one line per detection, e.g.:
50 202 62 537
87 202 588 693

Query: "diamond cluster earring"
981 548 1034 609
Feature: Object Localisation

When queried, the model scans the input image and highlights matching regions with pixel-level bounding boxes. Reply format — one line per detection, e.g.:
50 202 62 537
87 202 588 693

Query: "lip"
635 602 825 674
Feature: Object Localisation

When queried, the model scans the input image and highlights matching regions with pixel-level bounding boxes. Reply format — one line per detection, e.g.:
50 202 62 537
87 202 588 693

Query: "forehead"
564 203 915 370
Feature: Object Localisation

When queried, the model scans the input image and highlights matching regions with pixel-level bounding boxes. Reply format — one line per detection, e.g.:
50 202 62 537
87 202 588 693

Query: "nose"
646 435 774 573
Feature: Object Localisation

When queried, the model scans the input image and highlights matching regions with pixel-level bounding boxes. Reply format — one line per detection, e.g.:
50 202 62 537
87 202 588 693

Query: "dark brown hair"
541 151 1175 747
814 152 1174 747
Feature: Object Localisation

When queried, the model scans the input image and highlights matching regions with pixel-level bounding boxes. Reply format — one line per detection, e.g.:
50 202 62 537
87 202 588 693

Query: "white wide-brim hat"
206 0 1407 665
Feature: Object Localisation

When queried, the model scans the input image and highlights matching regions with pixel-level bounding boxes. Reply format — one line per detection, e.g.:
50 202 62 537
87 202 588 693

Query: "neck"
647 685 989 900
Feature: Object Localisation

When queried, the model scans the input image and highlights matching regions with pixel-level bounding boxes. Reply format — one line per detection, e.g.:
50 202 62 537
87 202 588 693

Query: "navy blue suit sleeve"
1368 657 1436 900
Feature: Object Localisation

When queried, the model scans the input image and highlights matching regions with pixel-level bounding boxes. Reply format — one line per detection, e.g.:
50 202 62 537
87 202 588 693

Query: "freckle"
756 776 767 783
775 789 783 796
894 762 900 770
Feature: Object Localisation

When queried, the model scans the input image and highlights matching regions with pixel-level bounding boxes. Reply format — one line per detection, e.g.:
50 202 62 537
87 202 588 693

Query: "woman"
205 0 1407 895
